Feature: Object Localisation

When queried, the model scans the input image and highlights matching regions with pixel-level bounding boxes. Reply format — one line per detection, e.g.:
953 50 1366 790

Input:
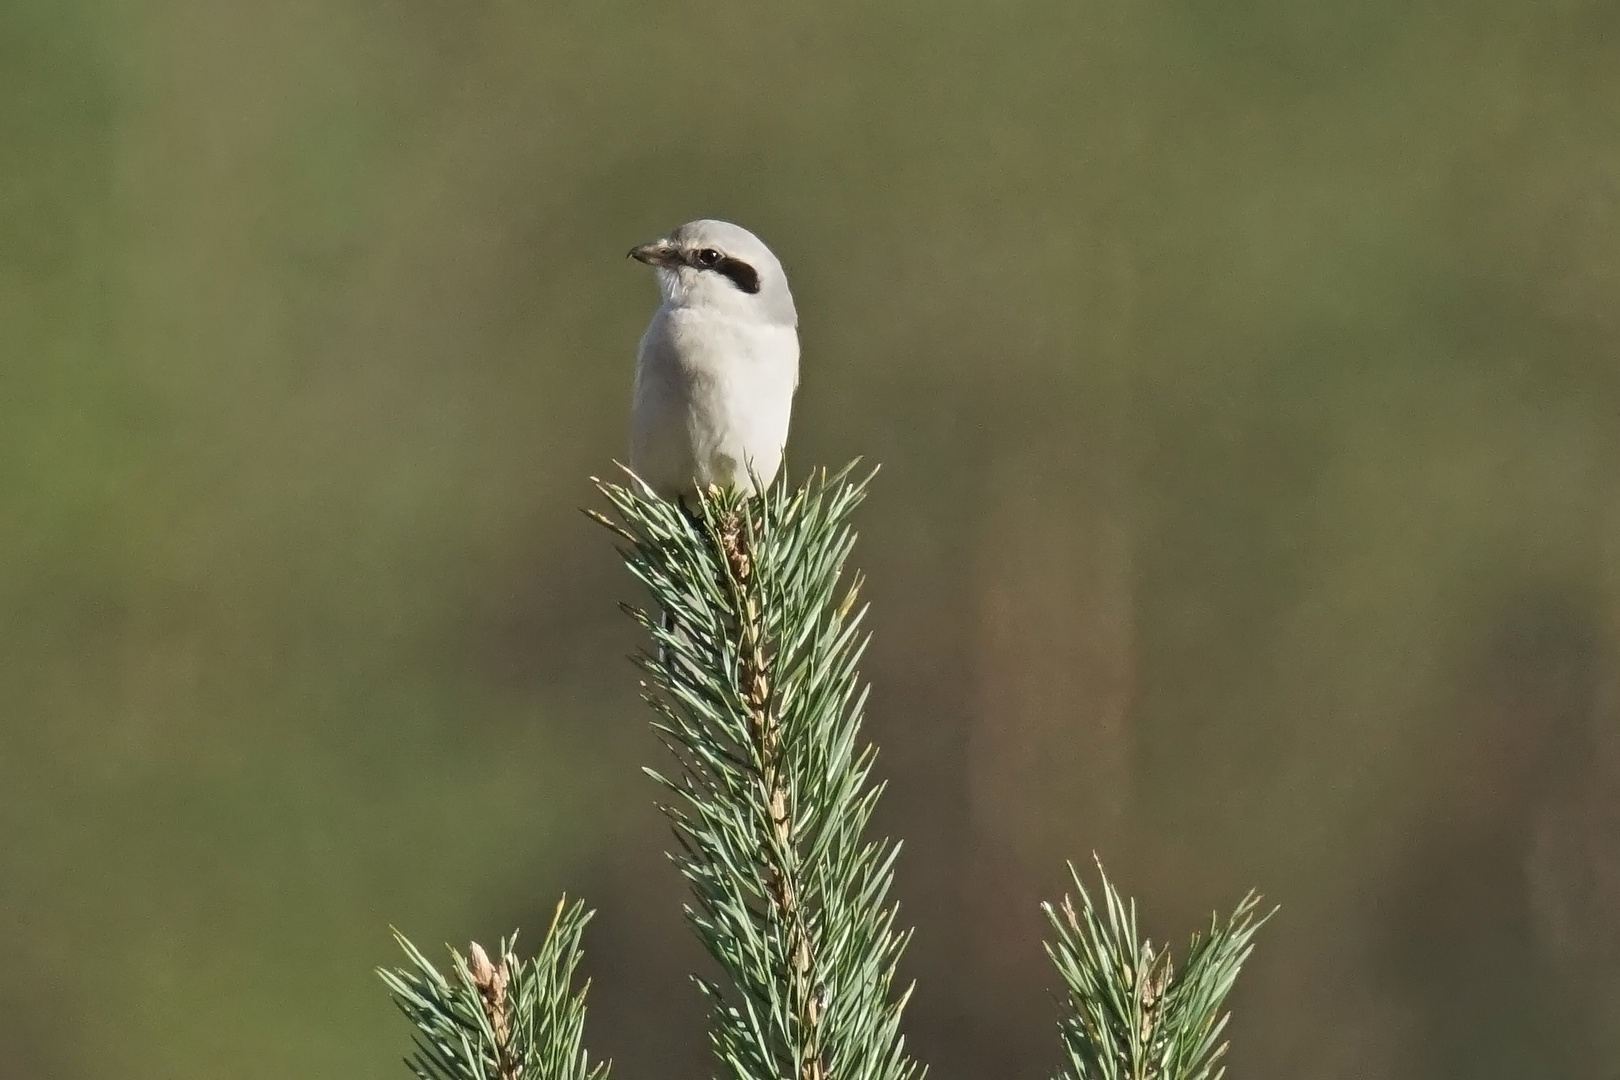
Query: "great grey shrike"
627 219 799 498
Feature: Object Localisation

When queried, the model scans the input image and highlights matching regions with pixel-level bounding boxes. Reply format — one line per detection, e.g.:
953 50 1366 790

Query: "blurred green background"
5 1 1620 1077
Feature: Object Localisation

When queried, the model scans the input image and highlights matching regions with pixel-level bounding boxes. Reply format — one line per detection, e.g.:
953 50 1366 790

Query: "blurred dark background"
5 1 1620 1077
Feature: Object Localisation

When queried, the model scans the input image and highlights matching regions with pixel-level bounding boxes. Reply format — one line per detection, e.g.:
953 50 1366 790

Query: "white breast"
631 306 800 496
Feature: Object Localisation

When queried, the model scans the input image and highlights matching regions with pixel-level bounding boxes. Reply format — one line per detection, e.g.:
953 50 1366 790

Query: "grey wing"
630 329 696 495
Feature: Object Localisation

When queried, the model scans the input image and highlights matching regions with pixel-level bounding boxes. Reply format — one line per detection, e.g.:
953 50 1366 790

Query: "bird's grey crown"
664 219 798 327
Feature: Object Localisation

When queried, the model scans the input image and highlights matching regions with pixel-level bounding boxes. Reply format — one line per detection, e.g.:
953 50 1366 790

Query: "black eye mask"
714 257 761 295
687 249 761 295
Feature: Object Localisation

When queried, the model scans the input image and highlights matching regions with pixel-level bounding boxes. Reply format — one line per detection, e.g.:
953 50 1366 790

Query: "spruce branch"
379 464 1274 1080
1042 860 1272 1080
592 463 918 1080
380 898 607 1080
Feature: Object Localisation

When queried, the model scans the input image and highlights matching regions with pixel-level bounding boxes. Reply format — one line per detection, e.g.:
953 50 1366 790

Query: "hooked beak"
628 240 680 267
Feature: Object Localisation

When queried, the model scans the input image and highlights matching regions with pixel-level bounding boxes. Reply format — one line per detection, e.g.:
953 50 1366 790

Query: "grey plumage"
628 219 800 497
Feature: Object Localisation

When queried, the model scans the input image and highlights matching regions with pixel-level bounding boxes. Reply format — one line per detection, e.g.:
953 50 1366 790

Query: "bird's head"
629 219 797 328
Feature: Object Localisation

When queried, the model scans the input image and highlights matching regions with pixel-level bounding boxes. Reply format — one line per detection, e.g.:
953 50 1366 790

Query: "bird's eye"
695 248 722 268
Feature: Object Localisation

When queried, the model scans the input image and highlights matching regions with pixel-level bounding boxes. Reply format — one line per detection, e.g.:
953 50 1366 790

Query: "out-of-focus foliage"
4 1 1620 1078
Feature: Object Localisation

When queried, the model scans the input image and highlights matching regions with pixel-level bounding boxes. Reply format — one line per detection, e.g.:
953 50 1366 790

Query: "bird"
627 219 799 499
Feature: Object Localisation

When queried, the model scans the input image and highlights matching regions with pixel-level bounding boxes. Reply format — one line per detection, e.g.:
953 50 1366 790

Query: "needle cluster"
1043 861 1272 1080
380 899 606 1080
592 463 916 1080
